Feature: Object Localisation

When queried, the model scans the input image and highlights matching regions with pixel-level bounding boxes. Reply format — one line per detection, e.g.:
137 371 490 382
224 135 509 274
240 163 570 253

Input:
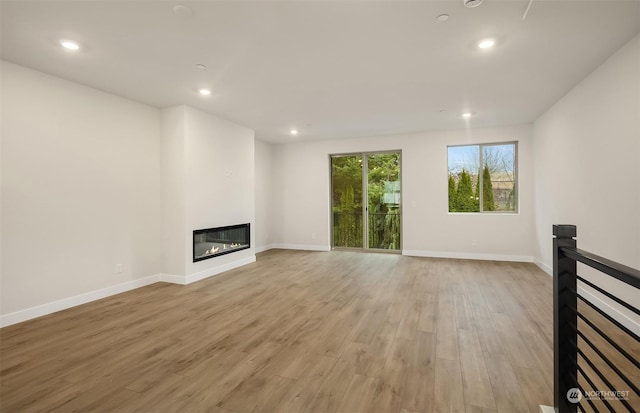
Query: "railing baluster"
577 348 636 412
576 309 640 370
577 361 616 412
552 224 640 412
576 275 640 316
578 384 600 413
576 329 640 396
553 224 579 412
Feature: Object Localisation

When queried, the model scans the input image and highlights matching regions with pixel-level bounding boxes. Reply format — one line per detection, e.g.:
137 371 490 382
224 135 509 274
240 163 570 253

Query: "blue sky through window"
448 145 479 174
448 144 515 174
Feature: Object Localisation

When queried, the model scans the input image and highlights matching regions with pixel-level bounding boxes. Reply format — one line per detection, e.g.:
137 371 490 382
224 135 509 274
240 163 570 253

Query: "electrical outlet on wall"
471 239 478 246
311 233 316 240
115 264 123 274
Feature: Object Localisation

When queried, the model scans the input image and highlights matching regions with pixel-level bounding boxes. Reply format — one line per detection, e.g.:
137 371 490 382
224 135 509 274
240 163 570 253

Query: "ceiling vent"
463 0 484 8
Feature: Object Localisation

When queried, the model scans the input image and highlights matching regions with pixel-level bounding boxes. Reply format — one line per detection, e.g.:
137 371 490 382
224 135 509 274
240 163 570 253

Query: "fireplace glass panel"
193 223 250 262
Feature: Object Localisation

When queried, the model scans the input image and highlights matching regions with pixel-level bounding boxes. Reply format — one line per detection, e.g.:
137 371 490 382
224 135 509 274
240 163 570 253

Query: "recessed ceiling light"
462 112 473 119
436 14 449 22
463 0 483 8
478 39 496 49
290 129 299 136
195 64 206 69
60 40 80 51
198 88 211 96
173 5 193 17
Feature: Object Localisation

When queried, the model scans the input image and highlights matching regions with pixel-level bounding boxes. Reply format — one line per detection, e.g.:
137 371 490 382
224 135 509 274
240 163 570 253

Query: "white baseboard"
0 274 160 328
158 273 186 285
271 243 331 252
255 244 275 253
539 405 555 413
0 256 258 328
185 255 256 284
402 249 533 263
534 258 553 275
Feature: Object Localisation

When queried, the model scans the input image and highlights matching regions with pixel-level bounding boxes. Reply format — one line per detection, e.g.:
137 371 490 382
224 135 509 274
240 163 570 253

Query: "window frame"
447 141 519 214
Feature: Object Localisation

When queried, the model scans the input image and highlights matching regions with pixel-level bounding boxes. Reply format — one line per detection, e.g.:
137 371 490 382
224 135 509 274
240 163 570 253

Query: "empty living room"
1 1 638 412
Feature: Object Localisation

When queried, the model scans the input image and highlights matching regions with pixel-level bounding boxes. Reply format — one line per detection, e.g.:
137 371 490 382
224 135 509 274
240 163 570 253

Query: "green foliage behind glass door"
367 153 401 250
332 155 363 248
331 152 401 250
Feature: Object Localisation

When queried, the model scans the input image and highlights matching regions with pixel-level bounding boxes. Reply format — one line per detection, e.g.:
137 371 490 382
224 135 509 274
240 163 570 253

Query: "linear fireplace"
193 223 250 262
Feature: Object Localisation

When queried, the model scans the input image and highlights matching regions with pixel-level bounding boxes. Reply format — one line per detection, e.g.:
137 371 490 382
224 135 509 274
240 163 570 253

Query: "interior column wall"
255 139 274 252
182 106 256 278
160 106 187 276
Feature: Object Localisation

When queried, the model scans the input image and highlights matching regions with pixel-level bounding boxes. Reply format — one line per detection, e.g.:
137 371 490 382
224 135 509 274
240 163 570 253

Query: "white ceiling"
2 1 639 143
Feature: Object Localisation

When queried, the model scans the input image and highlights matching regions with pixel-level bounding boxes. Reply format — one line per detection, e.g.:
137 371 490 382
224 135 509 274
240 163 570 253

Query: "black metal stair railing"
553 225 640 413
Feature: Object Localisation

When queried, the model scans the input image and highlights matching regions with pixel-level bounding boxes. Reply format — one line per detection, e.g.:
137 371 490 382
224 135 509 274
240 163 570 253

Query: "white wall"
183 106 255 277
161 106 188 276
1 65 256 323
1 61 163 315
159 105 256 280
161 106 186 276
533 35 640 319
255 139 274 251
272 124 535 261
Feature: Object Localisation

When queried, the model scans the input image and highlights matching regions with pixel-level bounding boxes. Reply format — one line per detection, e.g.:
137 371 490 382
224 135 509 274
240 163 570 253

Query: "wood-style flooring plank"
0 249 563 412
482 350 524 413
433 357 466 412
274 354 337 412
457 328 497 410
335 374 379 413
369 337 412 413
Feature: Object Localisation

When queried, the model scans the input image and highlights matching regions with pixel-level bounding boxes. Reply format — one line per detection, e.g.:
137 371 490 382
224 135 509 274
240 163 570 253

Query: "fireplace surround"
193 223 250 262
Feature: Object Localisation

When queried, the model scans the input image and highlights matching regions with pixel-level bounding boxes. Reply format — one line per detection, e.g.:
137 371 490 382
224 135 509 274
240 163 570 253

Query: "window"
447 142 517 213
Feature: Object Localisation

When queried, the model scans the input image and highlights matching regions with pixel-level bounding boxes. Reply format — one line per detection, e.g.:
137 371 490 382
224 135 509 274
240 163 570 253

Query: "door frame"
329 150 402 253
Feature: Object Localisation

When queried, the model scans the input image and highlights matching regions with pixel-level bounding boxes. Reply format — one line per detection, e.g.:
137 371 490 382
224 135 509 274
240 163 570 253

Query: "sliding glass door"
331 151 401 251
366 152 401 250
331 154 364 248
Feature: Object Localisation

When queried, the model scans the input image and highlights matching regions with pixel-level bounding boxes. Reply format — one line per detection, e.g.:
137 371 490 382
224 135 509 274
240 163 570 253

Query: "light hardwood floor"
0 249 557 412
